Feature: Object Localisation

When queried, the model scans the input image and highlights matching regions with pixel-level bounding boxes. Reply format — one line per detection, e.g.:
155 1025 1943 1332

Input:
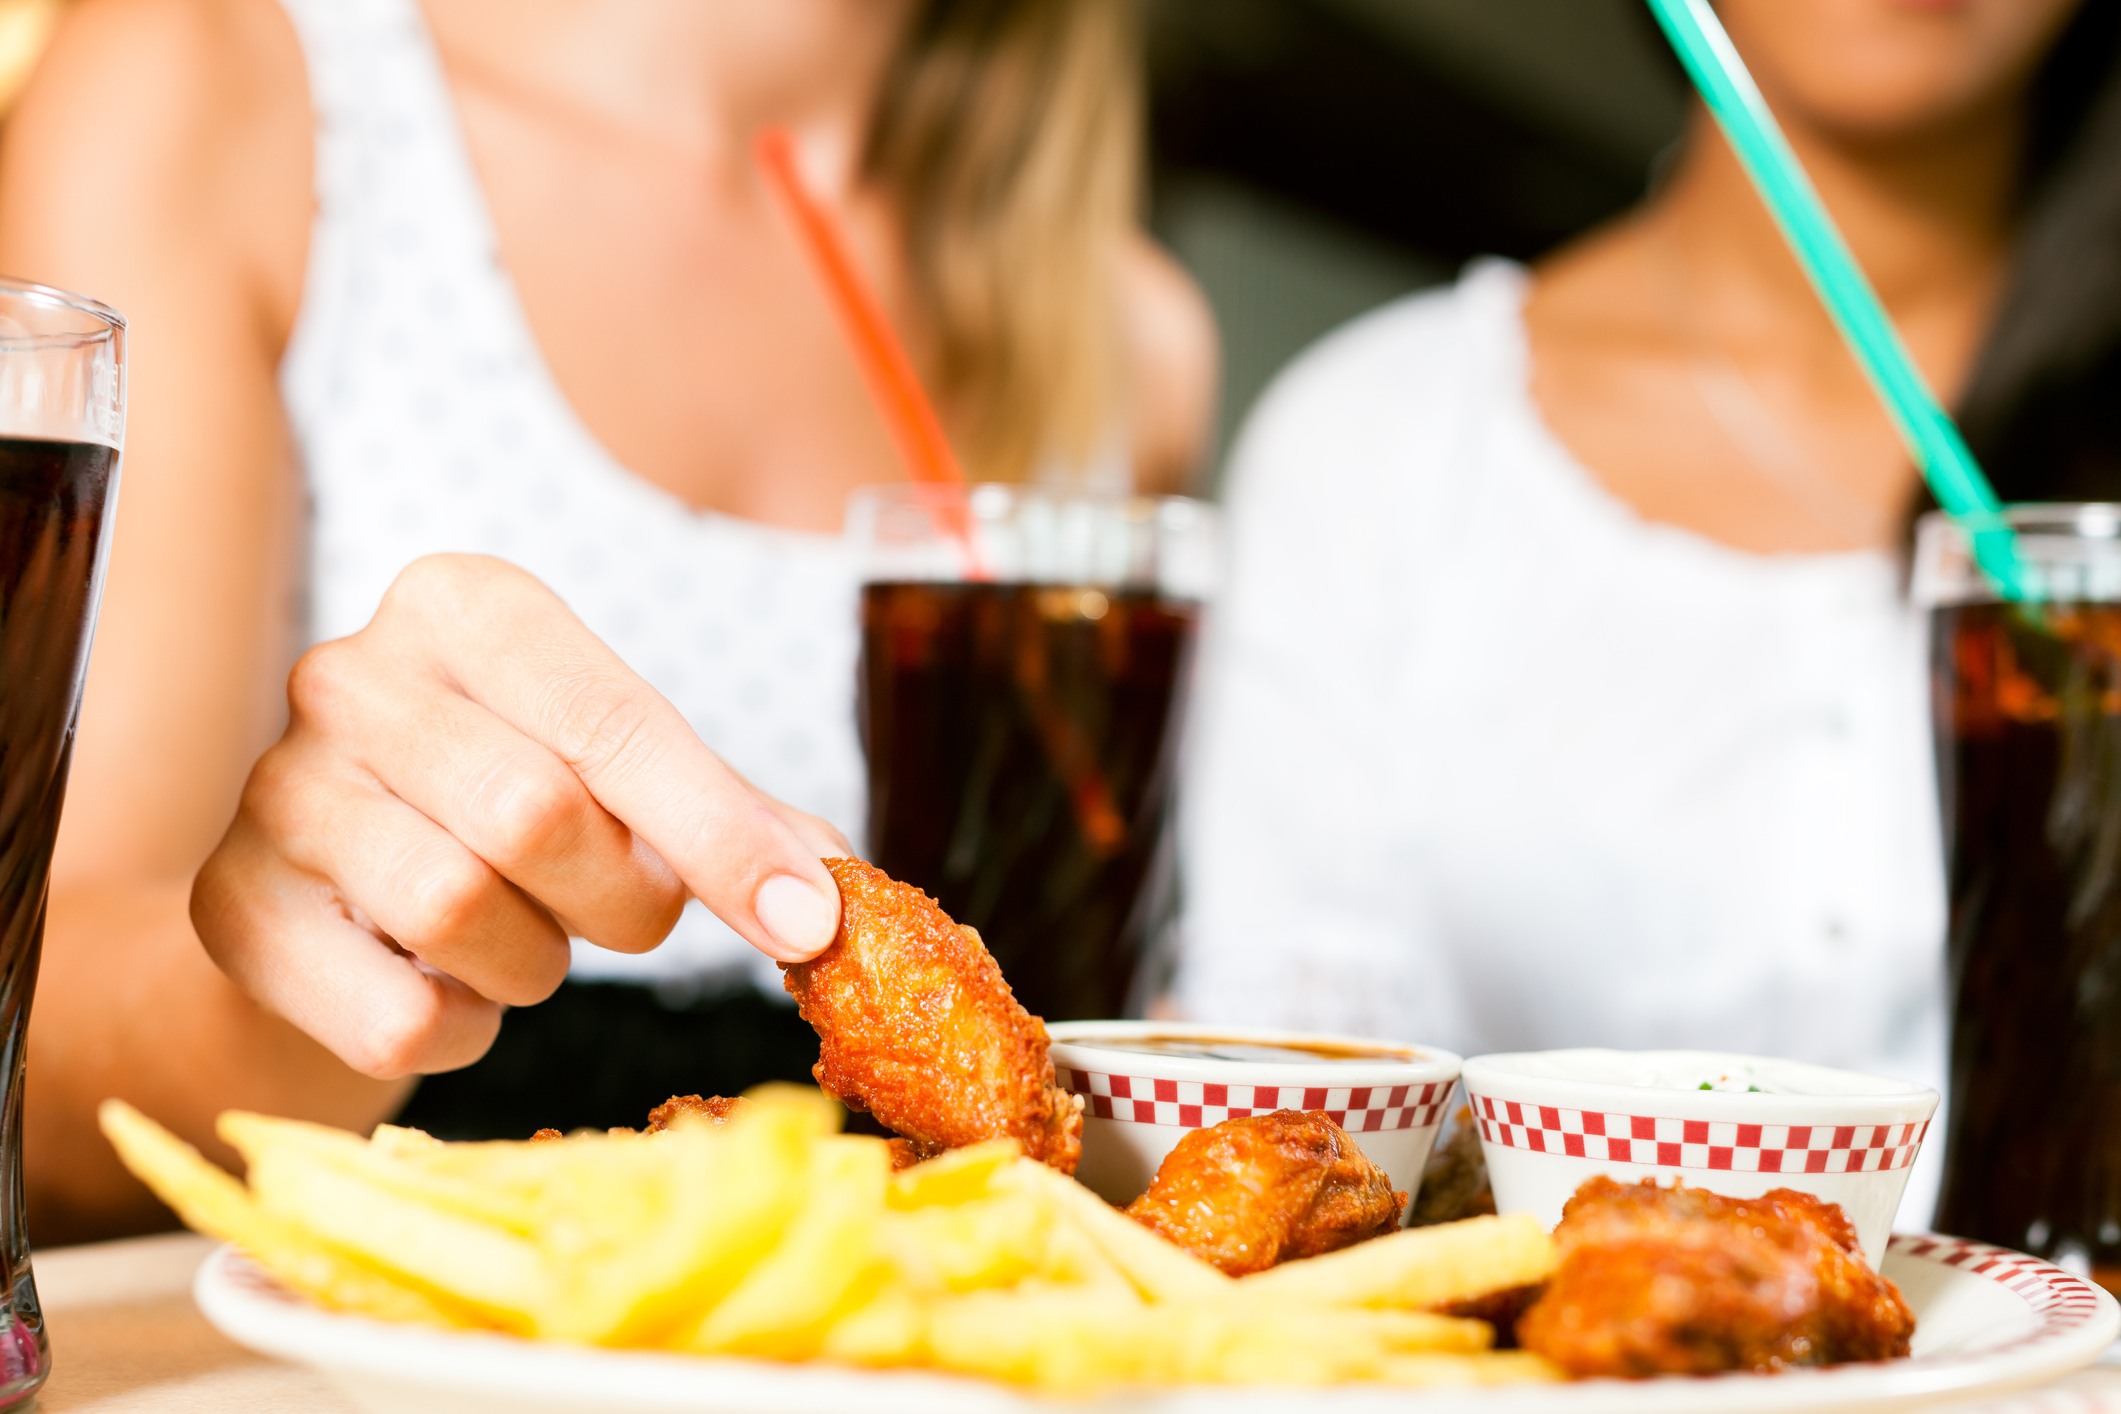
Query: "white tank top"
274 0 865 994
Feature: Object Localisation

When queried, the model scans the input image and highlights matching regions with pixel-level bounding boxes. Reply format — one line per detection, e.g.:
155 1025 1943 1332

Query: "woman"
1 0 1214 1240
1174 0 2119 1226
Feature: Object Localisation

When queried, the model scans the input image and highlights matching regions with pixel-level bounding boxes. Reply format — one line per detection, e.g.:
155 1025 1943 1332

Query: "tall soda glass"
0 281 124 1404
1917 506 2121 1290
846 484 1215 1021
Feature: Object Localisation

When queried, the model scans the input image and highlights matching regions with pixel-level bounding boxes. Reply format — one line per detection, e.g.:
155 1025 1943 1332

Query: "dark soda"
859 581 1200 1021
1932 600 2121 1288
0 435 119 1397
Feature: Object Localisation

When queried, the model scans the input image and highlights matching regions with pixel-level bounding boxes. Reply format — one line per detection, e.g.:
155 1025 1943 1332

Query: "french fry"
883 1190 1055 1293
107 1095 1568 1394
368 1122 442 1157
1240 1213 1557 1310
818 1280 927 1366
683 1134 894 1358
999 1160 1230 1301
97 1101 469 1327
539 1104 811 1346
887 1138 1019 1209
924 1288 1492 1389
228 1116 556 1332
222 1111 546 1234
1379 1351 1564 1386
739 1081 846 1138
1181 1304 1492 1381
1035 1216 1139 1295
925 1286 1148 1389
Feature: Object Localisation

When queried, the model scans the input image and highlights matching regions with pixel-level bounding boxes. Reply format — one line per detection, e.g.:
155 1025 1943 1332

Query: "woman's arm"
0 0 388 1243
4 0 857 1244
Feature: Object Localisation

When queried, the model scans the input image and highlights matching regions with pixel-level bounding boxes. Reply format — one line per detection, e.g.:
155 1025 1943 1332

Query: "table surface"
30 1232 2121 1413
35 1231 349 1413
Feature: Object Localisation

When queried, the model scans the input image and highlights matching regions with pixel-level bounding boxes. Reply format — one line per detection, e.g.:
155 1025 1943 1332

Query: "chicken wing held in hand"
1124 1109 1407 1275
1518 1176 1915 1377
780 857 1083 1172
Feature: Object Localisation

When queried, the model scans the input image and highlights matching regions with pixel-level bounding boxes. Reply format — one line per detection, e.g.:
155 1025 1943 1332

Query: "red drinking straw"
754 129 963 488
756 128 1127 852
754 129 989 579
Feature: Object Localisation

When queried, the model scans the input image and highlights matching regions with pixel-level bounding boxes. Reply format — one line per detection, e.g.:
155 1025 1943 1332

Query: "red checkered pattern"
1470 1094 1928 1173
1060 1071 1449 1132
1888 1233 2109 1356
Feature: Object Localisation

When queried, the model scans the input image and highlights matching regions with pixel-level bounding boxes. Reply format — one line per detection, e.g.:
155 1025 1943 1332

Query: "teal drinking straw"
1643 0 2031 598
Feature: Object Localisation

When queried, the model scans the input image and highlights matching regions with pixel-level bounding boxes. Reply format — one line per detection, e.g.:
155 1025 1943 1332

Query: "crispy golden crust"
1517 1177 1915 1377
530 1095 753 1142
644 1095 753 1133
1123 1109 1407 1275
1437 1284 1542 1347
1410 1106 1496 1227
780 858 1083 1172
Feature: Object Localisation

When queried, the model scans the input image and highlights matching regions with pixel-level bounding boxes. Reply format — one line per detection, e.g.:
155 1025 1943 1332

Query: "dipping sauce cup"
1047 1021 1462 1216
1463 1049 1938 1268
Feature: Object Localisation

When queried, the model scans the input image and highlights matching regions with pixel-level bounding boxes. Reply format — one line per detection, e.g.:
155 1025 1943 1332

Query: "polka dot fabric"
275 0 864 989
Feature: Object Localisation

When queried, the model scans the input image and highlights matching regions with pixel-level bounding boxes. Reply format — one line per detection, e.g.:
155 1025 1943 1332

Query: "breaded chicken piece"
1124 1110 1406 1275
1410 1106 1496 1227
529 1094 754 1143
781 858 1083 1172
1518 1177 1915 1377
644 1094 753 1132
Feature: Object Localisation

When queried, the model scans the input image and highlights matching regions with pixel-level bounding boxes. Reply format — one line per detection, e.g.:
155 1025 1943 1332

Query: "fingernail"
754 873 839 960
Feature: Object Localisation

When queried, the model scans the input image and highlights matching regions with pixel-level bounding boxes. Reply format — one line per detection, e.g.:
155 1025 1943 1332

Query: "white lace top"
1176 261 1950 1218
275 0 864 993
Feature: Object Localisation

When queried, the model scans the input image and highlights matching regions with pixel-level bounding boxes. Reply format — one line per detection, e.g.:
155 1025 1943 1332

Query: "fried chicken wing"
780 857 1083 1171
1517 1177 1915 1377
1123 1109 1407 1275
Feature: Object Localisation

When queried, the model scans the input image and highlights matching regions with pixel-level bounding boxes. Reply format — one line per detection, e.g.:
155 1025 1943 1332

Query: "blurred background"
1145 0 1686 483
0 0 1690 492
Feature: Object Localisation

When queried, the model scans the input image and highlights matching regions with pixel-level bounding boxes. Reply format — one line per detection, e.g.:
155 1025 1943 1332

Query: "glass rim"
1917 503 2121 539
1913 503 2121 607
844 481 1211 513
0 277 126 347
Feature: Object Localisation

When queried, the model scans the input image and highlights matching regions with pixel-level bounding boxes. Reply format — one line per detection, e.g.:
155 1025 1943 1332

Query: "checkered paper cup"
1046 1021 1462 1218
1462 1049 1940 1268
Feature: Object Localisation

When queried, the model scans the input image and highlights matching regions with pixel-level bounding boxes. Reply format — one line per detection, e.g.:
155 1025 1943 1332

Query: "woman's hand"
193 553 851 1079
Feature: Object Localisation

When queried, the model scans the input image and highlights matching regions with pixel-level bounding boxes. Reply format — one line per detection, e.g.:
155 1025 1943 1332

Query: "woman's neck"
1648 96 2020 367
1522 78 2033 554
419 0 915 191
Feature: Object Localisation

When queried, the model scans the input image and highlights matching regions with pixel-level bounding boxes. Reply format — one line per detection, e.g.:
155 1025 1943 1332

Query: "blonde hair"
865 0 1140 484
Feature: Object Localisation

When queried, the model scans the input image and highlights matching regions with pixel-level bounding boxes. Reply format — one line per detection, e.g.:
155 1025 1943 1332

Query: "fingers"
193 815 506 1080
370 556 845 962
291 634 684 955
247 736 574 1006
194 550 855 1082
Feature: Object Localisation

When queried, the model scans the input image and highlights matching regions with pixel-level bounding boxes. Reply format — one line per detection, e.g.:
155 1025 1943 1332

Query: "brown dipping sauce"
1073 1035 1420 1066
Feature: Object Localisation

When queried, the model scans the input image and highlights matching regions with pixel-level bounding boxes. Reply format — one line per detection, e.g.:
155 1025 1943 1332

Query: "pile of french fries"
100 1088 1560 1391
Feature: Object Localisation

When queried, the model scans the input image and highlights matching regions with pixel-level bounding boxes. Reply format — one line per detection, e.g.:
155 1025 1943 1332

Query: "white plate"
195 1232 2120 1414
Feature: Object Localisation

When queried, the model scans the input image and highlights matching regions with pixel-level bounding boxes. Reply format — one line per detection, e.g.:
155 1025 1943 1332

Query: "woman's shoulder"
13 0 306 153
0 0 310 342
1224 259 1529 504
1122 235 1219 495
